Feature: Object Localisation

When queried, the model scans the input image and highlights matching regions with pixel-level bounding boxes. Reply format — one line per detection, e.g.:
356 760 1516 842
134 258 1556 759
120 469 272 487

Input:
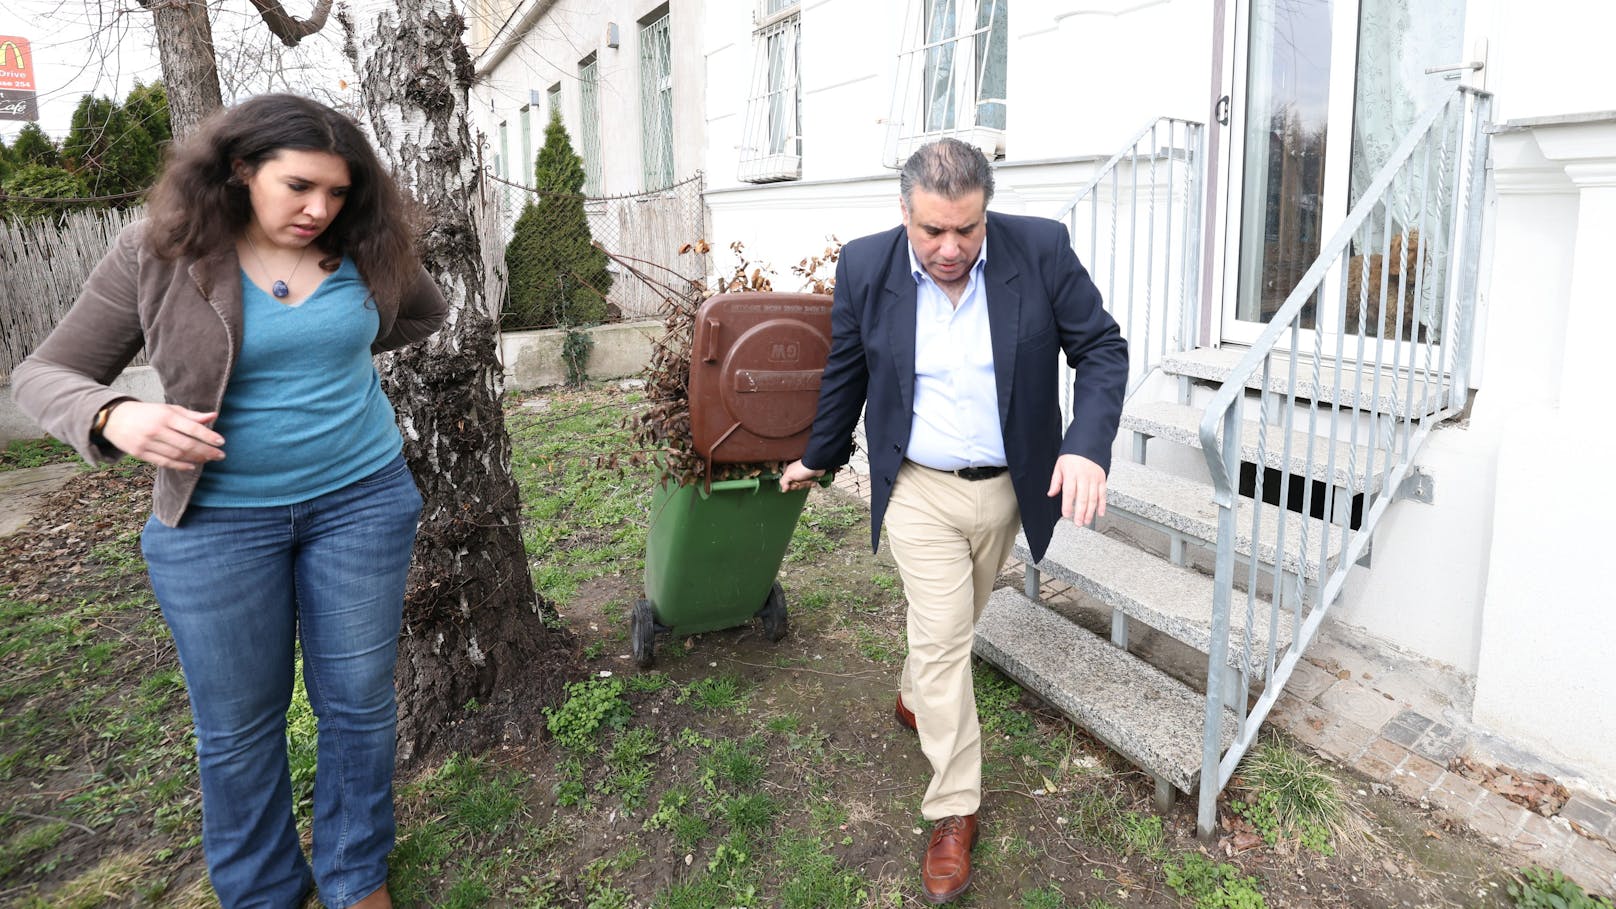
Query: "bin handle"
702 319 721 363
697 470 836 498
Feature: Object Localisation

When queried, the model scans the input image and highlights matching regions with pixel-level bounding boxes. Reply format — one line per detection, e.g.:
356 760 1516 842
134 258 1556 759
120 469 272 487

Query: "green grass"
677 673 750 712
774 831 870 909
507 395 648 605
785 497 864 563
1230 741 1346 855
287 654 318 822
0 437 77 470
1021 884 1068 909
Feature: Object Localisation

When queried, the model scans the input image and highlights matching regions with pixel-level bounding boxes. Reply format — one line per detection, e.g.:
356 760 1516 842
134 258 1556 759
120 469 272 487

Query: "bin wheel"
759 582 788 643
632 599 656 668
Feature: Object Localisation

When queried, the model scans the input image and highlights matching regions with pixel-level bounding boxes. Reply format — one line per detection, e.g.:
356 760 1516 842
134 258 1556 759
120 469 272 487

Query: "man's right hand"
101 401 226 471
779 459 825 493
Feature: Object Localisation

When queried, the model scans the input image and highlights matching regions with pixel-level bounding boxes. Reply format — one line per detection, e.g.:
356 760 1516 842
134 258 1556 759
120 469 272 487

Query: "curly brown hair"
144 93 420 310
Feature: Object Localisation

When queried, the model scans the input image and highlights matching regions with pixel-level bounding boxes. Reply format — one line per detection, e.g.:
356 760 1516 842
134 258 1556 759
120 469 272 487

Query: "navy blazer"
800 210 1129 563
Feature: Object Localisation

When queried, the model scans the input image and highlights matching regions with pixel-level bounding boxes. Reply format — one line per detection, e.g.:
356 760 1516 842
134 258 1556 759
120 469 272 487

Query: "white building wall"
472 0 707 197
695 0 1616 786
702 0 1212 280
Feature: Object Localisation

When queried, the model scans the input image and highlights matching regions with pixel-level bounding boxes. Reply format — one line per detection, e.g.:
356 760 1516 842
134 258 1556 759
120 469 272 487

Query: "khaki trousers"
886 461 1021 820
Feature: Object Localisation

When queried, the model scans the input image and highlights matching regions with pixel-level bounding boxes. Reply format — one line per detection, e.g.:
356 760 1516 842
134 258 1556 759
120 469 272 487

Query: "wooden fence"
1 207 146 379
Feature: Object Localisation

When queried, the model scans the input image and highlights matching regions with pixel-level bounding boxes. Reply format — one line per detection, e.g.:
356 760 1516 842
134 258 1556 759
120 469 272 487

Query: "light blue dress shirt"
904 237 1007 471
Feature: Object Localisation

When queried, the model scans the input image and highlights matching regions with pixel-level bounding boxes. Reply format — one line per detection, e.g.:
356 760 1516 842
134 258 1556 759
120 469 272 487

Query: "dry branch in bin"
601 239 843 489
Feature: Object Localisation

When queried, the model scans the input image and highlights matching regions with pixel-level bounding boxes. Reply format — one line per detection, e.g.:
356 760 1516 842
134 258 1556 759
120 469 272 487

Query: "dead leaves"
1449 755 1570 817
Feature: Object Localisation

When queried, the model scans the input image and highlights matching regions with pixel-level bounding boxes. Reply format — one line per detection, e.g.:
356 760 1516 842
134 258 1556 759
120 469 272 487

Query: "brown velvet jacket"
11 220 449 526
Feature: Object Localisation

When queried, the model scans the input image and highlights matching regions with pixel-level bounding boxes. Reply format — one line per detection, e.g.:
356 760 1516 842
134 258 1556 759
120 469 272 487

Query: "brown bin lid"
689 291 834 464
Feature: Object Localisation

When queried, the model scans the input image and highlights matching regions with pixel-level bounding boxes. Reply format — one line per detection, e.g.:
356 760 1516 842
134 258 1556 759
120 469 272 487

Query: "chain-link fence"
1 206 147 379
485 172 708 329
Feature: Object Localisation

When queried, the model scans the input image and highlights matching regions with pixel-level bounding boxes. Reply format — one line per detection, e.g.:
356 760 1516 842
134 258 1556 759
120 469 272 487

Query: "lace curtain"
1348 0 1465 247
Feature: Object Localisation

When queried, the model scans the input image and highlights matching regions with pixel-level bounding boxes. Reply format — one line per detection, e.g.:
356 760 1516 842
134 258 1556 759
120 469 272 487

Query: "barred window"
887 0 1007 166
640 11 675 190
739 1 802 183
518 104 533 183
497 119 509 180
579 55 603 196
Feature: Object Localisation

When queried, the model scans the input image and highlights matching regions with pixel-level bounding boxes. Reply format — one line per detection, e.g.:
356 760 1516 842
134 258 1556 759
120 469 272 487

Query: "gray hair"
898 138 995 208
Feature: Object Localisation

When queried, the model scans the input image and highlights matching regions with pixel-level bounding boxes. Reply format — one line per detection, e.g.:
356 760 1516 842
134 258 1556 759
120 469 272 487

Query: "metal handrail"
1191 85 1494 838
1052 117 1206 409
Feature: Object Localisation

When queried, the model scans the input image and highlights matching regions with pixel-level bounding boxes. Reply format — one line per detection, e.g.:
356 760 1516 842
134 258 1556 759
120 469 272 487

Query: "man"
779 138 1128 904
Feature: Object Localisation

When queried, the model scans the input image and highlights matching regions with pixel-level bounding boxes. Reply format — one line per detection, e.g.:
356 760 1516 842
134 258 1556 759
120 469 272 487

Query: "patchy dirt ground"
0 387 1543 908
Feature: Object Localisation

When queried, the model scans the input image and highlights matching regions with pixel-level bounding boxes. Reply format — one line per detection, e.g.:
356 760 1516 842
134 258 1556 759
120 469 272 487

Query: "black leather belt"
952 466 1008 481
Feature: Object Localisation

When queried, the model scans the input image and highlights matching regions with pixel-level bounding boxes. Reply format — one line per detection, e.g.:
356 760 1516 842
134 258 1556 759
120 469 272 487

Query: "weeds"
1509 867 1615 909
1230 741 1345 855
545 677 631 751
1164 852 1267 908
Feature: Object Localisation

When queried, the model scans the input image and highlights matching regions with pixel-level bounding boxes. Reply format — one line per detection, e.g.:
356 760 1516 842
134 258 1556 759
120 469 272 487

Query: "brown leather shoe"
895 694 917 733
921 814 979 903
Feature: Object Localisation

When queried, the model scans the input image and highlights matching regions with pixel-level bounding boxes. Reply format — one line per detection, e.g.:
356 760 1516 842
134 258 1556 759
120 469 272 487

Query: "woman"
11 94 447 909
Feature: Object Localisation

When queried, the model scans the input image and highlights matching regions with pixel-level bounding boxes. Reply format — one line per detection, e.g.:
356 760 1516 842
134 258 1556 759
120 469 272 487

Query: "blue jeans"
141 454 422 909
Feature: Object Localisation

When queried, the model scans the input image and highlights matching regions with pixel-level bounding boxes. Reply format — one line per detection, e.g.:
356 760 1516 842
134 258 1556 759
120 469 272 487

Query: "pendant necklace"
243 232 310 300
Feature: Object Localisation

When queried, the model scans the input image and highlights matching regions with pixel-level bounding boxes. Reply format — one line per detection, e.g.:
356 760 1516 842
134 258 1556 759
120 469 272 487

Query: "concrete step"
1161 346 1449 420
1108 460 1347 582
974 588 1237 795
1014 523 1294 680
1122 399 1385 494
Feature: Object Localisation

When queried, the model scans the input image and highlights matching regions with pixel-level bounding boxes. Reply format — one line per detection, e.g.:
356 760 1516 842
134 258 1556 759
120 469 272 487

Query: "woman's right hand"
100 402 226 470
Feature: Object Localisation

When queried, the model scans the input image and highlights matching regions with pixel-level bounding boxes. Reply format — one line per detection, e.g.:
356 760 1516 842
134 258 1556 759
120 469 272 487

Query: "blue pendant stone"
272 280 290 299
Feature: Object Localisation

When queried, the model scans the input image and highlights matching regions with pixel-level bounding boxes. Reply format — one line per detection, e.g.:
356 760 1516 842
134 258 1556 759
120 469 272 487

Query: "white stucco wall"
690 0 1616 786
702 0 1211 276
1464 116 1616 786
471 0 707 197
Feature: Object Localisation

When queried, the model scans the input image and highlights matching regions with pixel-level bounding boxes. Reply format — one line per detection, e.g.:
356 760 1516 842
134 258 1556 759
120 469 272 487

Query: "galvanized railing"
1056 117 1206 409
1193 86 1493 836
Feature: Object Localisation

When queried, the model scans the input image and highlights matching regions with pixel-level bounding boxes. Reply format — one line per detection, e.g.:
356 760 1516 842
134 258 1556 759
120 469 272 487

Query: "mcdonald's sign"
0 36 37 122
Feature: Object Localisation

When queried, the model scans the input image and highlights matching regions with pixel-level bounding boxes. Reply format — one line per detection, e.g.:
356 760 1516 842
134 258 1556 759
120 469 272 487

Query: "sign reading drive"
0 36 38 122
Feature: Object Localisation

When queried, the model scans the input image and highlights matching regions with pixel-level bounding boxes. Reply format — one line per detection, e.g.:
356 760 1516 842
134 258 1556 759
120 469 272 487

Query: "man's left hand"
1047 453 1107 527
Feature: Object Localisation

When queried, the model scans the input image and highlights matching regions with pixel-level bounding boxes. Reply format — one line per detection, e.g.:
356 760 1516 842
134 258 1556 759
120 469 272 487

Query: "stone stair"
973 588 1237 808
972 348 1404 806
1160 346 1449 420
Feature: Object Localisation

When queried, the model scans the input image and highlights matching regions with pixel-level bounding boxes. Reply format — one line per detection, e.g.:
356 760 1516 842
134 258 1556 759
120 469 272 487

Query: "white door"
1212 0 1481 349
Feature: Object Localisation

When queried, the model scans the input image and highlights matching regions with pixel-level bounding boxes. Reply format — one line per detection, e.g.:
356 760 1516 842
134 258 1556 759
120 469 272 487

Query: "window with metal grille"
518 105 533 183
739 1 802 183
886 0 1006 166
497 119 509 180
640 11 675 190
579 55 603 196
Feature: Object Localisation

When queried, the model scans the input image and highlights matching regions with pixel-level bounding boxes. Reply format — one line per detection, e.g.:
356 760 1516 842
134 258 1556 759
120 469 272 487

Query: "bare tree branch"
243 0 333 46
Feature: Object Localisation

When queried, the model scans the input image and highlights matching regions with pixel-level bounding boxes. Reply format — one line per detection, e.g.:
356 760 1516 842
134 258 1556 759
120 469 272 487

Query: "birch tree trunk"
340 0 573 765
137 0 224 137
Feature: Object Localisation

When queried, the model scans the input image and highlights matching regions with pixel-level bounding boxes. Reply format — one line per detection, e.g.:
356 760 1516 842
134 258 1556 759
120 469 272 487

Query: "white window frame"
886 0 1007 167
640 11 675 190
739 1 802 183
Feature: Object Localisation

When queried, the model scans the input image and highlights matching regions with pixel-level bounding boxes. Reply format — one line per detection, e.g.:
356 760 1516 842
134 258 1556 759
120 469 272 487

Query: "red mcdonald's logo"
0 37 35 92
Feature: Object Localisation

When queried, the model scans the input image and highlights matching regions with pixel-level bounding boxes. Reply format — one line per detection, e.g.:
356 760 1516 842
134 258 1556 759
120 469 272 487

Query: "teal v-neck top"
191 258 403 506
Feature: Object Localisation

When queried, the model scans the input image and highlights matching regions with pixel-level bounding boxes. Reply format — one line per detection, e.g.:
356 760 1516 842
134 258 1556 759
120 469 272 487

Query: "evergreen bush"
503 110 612 330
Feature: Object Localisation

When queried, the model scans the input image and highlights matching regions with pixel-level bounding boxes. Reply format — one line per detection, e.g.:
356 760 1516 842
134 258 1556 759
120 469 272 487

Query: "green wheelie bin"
632 290 835 667
631 472 826 668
